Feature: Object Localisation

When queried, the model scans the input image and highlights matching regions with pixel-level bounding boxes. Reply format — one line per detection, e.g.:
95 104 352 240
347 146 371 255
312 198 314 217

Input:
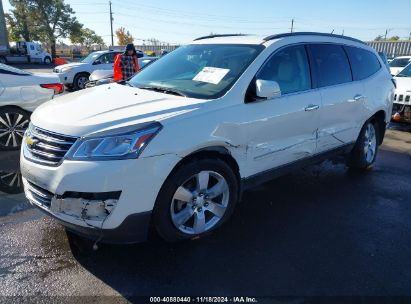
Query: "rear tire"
73 73 89 90
0 107 30 151
347 120 380 170
153 158 239 242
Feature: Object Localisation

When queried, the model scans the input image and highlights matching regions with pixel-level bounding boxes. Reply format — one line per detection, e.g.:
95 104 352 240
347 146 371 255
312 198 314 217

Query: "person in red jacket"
113 44 140 81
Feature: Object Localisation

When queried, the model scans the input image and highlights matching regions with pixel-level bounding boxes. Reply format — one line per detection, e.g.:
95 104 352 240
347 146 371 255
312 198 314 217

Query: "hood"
394 76 411 92
55 62 87 70
31 83 210 137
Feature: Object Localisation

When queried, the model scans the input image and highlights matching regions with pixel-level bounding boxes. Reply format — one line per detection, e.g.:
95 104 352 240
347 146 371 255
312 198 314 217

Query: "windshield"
390 58 411 68
397 64 411 77
129 44 264 99
81 53 101 64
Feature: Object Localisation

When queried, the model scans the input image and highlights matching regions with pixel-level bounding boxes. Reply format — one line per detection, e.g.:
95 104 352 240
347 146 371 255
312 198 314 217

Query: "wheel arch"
175 146 240 181
74 71 91 78
369 109 386 145
160 146 242 202
0 105 31 115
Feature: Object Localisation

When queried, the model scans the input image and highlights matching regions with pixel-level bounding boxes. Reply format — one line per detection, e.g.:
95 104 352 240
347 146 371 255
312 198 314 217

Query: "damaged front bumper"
20 151 182 243
23 178 151 243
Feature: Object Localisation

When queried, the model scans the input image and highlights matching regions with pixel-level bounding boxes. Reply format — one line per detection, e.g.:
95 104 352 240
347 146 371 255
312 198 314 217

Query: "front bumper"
54 72 74 85
21 151 181 243
392 102 411 123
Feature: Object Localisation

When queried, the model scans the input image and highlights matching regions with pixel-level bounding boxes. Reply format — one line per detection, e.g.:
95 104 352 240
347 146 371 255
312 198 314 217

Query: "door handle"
305 104 320 111
348 95 364 103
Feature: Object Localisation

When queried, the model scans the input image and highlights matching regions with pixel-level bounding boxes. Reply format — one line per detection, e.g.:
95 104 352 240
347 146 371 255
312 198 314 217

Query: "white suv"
21 33 394 243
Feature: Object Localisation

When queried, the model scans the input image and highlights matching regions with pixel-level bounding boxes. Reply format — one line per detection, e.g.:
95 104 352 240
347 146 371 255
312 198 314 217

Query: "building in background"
368 41 411 58
0 0 8 49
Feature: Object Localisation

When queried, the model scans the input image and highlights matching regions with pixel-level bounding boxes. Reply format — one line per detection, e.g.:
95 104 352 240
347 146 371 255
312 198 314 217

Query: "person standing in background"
113 44 140 81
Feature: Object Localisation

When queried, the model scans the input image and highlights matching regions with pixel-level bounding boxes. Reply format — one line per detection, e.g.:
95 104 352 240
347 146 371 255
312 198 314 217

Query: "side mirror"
256 79 281 99
93 60 101 65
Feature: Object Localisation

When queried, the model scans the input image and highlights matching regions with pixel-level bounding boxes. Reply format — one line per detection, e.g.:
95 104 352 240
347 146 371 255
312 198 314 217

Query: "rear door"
308 44 364 153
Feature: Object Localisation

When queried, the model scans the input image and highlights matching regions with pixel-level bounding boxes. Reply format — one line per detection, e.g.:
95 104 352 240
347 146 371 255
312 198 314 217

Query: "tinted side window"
257 45 311 94
108 52 118 63
98 54 111 64
345 46 381 80
309 44 352 87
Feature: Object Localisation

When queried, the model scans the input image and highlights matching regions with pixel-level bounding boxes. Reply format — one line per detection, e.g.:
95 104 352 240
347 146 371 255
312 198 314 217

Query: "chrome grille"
25 180 53 208
25 125 78 166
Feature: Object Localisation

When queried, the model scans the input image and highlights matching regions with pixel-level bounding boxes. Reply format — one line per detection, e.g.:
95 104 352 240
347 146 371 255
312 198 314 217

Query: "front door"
242 44 321 177
96 53 116 70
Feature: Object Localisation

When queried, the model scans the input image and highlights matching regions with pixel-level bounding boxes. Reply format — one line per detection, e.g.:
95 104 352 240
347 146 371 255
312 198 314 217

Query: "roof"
91 50 122 54
191 32 366 46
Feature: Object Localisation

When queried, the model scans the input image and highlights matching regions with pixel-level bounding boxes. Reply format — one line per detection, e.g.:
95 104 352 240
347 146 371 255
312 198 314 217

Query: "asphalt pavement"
0 125 411 300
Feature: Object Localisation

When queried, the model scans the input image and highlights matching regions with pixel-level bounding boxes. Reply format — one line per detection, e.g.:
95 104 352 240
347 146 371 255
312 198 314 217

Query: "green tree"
115 27 134 46
7 0 83 58
71 28 105 50
29 0 83 58
374 35 384 41
5 0 38 41
389 36 400 41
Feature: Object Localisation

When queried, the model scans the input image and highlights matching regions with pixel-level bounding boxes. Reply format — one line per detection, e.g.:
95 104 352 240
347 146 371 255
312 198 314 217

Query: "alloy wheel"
170 170 230 235
364 123 377 163
0 112 29 148
77 76 88 89
0 171 23 192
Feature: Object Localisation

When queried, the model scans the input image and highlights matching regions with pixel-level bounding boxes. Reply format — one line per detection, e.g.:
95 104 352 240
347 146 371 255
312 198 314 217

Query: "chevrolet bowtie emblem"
26 136 37 147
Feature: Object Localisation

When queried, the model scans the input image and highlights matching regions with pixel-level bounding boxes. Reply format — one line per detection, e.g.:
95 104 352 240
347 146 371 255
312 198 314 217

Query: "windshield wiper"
138 86 187 97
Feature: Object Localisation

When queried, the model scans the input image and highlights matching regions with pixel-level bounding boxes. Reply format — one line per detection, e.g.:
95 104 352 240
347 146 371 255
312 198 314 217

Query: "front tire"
153 158 239 242
0 107 30 151
73 73 89 90
347 120 380 170
44 57 52 64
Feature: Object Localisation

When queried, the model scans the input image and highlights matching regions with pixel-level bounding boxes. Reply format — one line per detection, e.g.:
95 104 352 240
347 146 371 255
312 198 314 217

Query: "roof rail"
194 34 248 41
263 32 365 45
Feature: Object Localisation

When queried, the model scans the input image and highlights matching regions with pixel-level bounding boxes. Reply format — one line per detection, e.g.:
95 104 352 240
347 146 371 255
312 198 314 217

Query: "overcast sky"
3 0 411 45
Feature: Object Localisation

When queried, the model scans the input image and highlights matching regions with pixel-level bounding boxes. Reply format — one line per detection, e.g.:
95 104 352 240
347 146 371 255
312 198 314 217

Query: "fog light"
50 197 118 221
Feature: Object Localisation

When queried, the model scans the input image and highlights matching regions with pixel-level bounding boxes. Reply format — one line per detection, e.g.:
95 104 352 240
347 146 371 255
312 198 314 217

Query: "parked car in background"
389 56 411 76
53 50 122 90
21 33 393 244
85 57 158 88
392 63 411 123
54 50 154 90
0 64 63 150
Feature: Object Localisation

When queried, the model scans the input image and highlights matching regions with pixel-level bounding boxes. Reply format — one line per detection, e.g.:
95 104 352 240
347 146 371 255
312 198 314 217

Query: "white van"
21 33 394 243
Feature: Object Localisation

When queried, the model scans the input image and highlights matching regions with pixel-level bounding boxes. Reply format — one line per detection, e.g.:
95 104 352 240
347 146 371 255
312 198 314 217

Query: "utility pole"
342 29 344 36
409 31 411 41
384 29 389 40
109 1 114 47
290 19 294 33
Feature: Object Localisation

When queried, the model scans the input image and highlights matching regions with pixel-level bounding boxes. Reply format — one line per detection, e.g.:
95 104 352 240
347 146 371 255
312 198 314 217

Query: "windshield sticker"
193 67 230 85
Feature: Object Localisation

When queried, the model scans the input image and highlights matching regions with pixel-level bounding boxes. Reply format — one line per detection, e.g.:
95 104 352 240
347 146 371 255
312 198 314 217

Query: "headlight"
66 122 162 161
60 67 73 73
